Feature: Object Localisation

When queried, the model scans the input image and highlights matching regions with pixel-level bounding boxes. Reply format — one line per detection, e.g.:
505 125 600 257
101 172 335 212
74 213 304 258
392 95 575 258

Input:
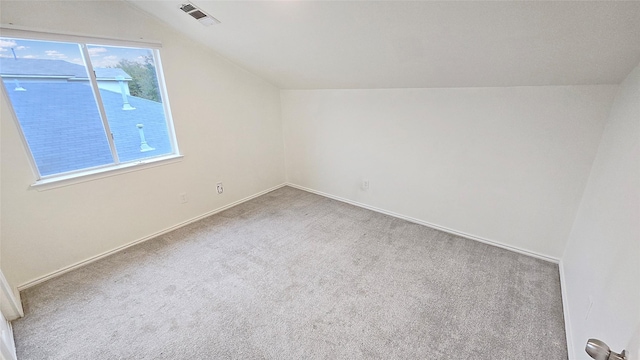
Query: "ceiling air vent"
180 4 196 12
180 3 220 26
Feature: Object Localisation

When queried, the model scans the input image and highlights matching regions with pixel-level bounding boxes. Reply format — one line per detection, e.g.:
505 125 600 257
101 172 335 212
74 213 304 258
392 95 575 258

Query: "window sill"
31 154 184 191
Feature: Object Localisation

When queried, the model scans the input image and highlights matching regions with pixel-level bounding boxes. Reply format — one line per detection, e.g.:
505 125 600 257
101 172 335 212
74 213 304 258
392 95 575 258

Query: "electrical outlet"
362 179 369 191
216 182 223 194
179 192 188 203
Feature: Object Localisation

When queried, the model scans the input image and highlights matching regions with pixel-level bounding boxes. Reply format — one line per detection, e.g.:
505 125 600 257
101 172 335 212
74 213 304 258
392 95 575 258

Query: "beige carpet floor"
12 186 567 359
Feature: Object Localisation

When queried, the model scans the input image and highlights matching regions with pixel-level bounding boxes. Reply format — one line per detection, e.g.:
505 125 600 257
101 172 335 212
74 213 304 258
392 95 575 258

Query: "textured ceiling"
128 1 640 89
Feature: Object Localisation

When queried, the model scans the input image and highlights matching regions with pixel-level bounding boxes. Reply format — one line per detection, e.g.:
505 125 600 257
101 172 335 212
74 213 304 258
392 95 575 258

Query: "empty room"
0 1 638 359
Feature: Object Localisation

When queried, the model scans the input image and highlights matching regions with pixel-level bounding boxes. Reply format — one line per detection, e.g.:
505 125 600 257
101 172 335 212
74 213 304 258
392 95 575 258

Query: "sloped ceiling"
127 1 640 89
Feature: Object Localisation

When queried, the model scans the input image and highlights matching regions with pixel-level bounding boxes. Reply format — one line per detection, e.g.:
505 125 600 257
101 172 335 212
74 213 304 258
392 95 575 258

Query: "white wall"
562 64 640 359
0 1 285 292
282 86 617 259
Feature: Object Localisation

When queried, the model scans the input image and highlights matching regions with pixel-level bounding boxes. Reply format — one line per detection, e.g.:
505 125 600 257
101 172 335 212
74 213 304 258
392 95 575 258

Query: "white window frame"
0 27 183 191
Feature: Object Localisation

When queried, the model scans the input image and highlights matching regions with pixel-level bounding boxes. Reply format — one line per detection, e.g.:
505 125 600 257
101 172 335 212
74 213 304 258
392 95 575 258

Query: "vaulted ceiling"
128 1 640 89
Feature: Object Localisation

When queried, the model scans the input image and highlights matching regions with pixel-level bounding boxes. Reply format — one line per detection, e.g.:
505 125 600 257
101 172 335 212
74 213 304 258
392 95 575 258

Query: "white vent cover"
180 3 220 26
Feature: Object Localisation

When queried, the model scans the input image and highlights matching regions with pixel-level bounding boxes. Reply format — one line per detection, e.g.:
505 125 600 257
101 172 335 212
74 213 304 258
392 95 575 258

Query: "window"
0 31 180 186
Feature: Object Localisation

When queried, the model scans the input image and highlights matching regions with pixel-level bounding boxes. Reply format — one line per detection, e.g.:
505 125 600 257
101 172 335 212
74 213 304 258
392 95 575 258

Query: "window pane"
0 38 113 176
87 45 173 163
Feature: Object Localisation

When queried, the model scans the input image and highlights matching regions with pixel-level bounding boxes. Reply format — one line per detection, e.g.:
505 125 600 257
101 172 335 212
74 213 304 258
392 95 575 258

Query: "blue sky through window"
1 38 154 68
0 38 83 63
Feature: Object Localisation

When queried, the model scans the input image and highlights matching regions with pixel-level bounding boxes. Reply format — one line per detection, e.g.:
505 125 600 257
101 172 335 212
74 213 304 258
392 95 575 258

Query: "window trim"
31 154 184 191
82 43 122 165
0 27 182 189
0 26 162 50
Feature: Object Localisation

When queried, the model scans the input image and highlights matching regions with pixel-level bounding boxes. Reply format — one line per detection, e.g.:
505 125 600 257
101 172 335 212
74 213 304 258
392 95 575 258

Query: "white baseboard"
286 183 560 264
559 260 575 360
17 181 559 292
17 183 287 291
